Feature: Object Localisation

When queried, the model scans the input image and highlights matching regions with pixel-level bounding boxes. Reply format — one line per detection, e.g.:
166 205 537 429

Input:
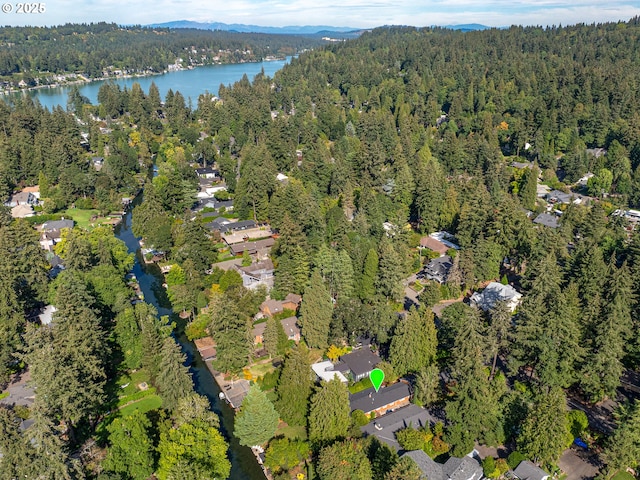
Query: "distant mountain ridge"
442 24 491 31
147 20 361 35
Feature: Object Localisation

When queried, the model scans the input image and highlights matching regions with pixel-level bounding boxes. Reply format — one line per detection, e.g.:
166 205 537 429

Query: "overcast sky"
2 0 640 28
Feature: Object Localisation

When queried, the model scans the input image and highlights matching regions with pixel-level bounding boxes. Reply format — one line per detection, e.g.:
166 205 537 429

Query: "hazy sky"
2 0 640 28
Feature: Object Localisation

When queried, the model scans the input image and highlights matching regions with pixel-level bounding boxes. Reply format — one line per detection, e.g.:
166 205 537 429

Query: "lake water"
8 57 291 110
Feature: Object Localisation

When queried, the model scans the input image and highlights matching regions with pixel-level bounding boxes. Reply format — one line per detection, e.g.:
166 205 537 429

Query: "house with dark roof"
533 212 560 229
219 220 257 234
204 217 233 232
229 238 275 256
547 190 582 205
41 219 74 232
4 191 38 208
422 255 453 284
335 349 381 382
349 383 411 416
513 461 549 480
401 449 483 480
361 404 431 450
195 166 219 179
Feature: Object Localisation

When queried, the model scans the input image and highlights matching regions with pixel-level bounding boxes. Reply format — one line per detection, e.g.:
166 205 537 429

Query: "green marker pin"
370 368 385 392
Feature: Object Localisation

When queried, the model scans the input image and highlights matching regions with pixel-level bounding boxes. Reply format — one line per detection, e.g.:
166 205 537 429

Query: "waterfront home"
361 403 431 450
401 449 483 480
349 383 411 416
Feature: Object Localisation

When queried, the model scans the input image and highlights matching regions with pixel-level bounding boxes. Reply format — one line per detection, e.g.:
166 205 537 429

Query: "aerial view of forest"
1 12 640 480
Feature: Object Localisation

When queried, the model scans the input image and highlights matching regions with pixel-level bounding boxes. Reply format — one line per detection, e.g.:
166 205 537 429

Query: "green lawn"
349 377 373 394
611 472 635 480
248 362 275 379
118 394 162 417
117 369 151 398
59 208 121 230
0 391 9 400
276 424 308 441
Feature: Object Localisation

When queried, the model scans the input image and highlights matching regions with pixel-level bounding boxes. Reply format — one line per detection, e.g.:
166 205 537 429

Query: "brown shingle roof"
420 236 449 254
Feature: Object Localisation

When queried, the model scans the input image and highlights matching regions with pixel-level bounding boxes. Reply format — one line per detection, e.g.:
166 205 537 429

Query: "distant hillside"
442 23 491 31
148 20 361 35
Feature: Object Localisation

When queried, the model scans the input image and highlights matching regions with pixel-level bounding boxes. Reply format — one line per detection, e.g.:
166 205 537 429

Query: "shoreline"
0 56 290 96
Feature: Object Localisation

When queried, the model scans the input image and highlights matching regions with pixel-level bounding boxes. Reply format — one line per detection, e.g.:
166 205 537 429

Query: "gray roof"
470 282 522 311
350 383 410 413
41 219 74 232
547 190 575 204
361 404 430 450
219 220 256 233
401 450 483 480
402 450 441 480
514 461 549 480
533 213 560 228
336 349 381 377
204 217 233 230
423 255 453 283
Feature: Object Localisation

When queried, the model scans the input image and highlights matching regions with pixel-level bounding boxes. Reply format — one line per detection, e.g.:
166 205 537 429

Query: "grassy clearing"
59 208 120 230
116 369 151 398
276 424 307 441
248 362 275 379
349 377 373 394
611 472 635 480
118 395 163 417
0 391 9 400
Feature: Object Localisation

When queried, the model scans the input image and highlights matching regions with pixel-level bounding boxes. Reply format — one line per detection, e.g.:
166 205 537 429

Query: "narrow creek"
114 195 265 480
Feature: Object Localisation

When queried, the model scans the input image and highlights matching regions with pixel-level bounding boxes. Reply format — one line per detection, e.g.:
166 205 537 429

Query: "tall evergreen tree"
276 344 313 426
317 439 373 480
155 337 193 410
389 307 437 377
359 248 379 301
234 384 279 447
517 388 571 465
309 378 351 444
602 400 640 474
299 270 333 348
376 237 405 302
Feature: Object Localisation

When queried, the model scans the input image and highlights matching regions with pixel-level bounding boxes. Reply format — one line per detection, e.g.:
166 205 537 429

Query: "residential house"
219 220 257 234
38 305 58 325
401 449 483 480
510 161 534 169
470 282 522 312
195 198 234 213
586 148 607 158
547 189 582 205
419 236 449 256
282 293 302 311
280 316 301 342
335 349 382 382
4 191 38 208
193 336 216 361
237 259 274 290
229 238 275 257
195 167 219 179
204 217 233 232
429 231 460 250
22 185 40 200
252 322 266 344
311 360 349 384
349 383 411 416
533 212 560 229
422 256 453 284
11 204 34 218
576 172 595 187
39 219 74 252
537 184 551 198
260 297 284 317
252 316 301 345
361 403 430 450
513 461 550 480
92 157 104 171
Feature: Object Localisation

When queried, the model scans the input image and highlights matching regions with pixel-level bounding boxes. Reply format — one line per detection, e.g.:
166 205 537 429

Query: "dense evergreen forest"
2 17 640 480
0 22 321 79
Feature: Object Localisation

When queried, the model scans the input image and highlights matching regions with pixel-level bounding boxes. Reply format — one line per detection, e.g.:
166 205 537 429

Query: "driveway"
0 370 35 407
559 448 601 480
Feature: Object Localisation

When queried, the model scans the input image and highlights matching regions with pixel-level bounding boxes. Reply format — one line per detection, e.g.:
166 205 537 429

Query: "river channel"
114 197 265 480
